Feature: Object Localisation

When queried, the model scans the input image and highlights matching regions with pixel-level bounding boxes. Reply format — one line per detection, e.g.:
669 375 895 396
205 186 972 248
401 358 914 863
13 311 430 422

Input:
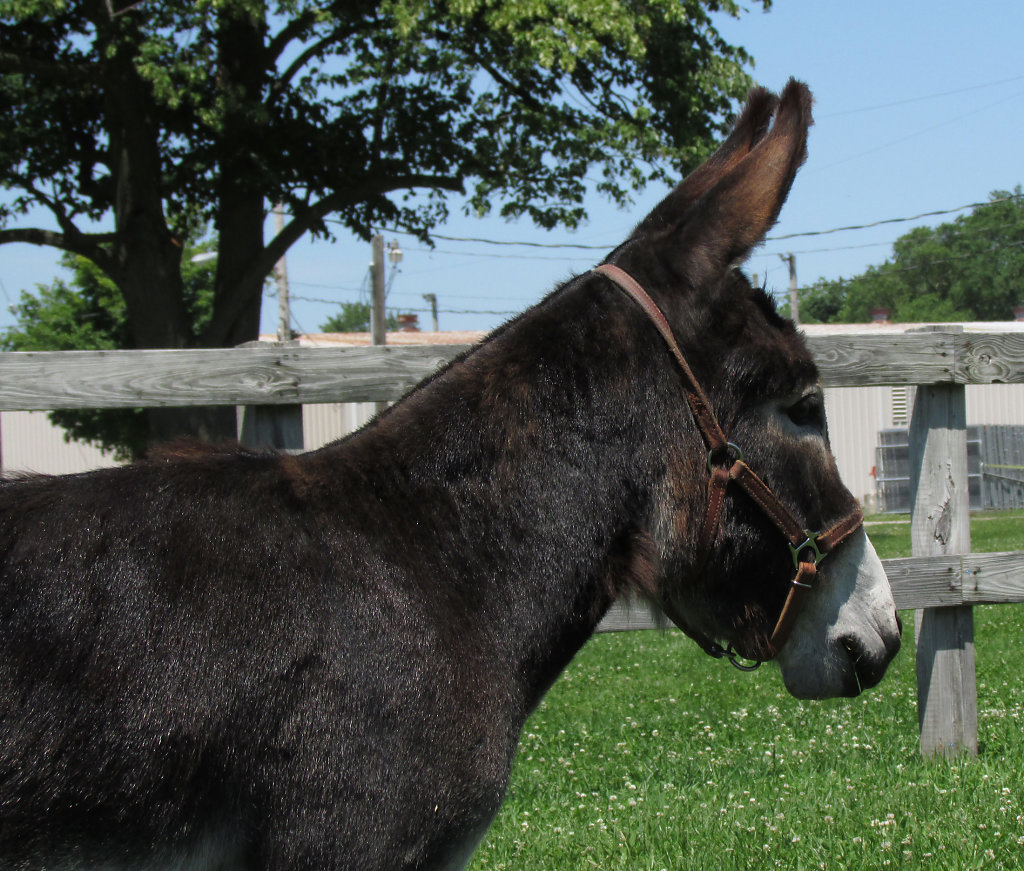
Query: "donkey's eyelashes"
784 391 825 429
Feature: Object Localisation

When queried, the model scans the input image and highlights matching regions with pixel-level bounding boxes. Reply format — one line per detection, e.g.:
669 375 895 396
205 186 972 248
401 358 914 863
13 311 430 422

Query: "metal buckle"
707 441 743 472
789 530 826 570
708 641 762 672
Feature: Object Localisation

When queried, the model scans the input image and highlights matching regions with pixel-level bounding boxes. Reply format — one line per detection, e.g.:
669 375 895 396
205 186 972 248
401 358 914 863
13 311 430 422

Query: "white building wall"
967 383 1024 425
822 383 1024 509
1 411 119 475
824 386 890 511
302 402 378 450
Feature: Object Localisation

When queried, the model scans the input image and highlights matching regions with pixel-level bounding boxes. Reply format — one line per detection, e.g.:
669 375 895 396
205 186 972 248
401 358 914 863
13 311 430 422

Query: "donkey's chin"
774 529 902 699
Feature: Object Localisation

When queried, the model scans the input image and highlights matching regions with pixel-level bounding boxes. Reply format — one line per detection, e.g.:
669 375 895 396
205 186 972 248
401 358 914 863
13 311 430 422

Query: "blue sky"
3 1 1024 336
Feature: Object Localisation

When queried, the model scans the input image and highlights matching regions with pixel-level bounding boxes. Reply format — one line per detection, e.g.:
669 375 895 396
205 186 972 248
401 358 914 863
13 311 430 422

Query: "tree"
797 189 1024 324
320 302 400 334
2 239 217 459
1 0 769 445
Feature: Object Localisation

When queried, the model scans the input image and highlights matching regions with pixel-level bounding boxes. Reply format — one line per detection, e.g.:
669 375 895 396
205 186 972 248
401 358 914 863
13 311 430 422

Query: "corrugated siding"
967 384 1024 425
822 384 1024 509
4 386 1024 503
302 403 378 449
1 411 118 475
824 386 889 509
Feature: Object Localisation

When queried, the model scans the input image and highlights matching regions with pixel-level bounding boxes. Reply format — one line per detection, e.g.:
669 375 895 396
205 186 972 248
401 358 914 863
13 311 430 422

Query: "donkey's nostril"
840 634 889 692
894 609 904 635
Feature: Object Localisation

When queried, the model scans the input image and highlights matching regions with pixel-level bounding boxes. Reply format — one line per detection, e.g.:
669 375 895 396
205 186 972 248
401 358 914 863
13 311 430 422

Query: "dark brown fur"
0 80 874 870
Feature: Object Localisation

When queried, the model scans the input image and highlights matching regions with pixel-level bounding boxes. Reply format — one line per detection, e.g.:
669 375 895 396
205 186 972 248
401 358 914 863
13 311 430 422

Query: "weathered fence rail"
2 329 1022 410
2 327 1023 756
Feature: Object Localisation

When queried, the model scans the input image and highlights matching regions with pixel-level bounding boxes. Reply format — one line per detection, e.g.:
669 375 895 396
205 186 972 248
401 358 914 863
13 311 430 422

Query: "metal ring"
707 441 743 472
725 645 762 671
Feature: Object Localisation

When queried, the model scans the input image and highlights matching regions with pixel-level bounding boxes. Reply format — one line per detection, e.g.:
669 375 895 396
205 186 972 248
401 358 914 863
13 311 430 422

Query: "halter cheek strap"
593 263 864 666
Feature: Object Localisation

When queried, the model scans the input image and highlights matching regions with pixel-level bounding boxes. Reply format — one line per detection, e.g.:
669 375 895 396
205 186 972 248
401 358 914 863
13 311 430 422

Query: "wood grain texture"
955 333 1024 385
3 332 1024 412
960 551 1024 604
807 333 955 387
907 371 977 757
0 345 472 411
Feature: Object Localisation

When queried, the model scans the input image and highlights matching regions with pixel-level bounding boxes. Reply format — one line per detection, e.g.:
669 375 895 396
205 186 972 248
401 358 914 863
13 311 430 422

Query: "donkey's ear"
629 86 780 238
620 80 812 288
676 79 812 282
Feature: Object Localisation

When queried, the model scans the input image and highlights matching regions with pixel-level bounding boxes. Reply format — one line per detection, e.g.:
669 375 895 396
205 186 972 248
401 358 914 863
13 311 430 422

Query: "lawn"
468 511 1024 870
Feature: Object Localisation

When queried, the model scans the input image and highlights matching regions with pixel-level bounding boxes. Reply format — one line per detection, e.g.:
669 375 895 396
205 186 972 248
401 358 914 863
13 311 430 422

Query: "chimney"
870 307 891 324
397 313 420 332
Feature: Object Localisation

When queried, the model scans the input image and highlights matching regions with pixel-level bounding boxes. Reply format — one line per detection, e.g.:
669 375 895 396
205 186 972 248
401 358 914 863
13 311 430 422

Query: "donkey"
0 79 900 870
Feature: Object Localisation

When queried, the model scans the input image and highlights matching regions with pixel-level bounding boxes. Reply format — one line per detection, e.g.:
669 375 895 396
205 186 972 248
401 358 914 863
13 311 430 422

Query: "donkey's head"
601 80 900 698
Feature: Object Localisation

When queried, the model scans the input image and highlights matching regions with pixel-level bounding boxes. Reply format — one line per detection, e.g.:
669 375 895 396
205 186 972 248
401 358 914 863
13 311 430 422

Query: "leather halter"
594 263 864 668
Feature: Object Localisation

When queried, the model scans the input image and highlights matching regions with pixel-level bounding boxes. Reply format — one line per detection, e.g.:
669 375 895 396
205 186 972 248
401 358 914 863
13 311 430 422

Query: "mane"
750 284 791 331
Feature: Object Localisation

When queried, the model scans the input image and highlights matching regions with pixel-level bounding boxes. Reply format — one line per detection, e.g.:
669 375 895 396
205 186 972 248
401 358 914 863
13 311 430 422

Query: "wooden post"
237 404 304 453
908 327 977 757
234 340 304 453
371 234 387 348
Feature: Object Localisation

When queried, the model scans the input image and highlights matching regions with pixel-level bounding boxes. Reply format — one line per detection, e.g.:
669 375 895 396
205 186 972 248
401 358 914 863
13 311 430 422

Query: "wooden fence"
2 325 1023 757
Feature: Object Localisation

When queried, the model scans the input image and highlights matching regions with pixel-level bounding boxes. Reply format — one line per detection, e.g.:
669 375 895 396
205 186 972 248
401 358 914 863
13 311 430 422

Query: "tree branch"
203 173 464 346
0 226 119 276
472 54 547 114
267 28 347 105
0 50 97 85
265 9 321 66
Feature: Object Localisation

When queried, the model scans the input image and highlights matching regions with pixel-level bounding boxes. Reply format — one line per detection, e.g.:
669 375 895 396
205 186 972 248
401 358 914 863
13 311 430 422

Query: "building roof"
260 330 488 347
262 319 1024 348
798 321 1024 336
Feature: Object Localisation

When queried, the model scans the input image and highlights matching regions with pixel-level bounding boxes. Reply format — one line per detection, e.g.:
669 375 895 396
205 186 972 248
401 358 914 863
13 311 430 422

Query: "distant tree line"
794 188 1024 324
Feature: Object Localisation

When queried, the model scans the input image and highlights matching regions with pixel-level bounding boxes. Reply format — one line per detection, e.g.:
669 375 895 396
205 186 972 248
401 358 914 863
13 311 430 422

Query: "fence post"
237 404 304 452
235 341 304 453
908 327 977 757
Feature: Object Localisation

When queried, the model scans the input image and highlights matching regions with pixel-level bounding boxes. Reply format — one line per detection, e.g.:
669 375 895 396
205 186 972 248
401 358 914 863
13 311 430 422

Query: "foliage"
2 242 216 459
320 301 401 333
1 0 771 442
0 1 769 339
797 189 1024 324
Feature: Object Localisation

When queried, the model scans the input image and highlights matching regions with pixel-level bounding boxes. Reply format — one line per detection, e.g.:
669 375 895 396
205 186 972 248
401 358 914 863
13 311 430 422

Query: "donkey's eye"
785 393 824 429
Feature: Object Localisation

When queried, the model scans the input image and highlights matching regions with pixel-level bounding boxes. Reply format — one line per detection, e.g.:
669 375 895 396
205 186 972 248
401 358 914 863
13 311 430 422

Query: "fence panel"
2 329 1024 757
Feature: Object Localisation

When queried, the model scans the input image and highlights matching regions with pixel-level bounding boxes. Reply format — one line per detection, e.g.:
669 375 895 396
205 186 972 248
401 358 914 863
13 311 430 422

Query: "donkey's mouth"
839 625 902 696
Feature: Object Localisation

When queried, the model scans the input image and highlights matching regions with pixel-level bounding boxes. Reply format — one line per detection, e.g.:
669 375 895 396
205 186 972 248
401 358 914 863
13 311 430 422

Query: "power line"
819 73 1024 118
285 290 517 317
378 226 609 251
765 193 1024 242
372 193 1024 250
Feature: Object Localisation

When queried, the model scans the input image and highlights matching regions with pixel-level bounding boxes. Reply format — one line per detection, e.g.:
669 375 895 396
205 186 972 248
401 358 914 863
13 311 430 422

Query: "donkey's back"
0 449 517 869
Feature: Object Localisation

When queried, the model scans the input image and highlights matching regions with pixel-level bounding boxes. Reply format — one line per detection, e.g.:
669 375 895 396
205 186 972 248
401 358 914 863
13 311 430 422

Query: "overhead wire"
372 192 1024 251
818 73 1024 118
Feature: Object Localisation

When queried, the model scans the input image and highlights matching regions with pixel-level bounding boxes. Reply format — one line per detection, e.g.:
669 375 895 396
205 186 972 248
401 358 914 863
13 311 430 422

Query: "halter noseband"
593 263 864 669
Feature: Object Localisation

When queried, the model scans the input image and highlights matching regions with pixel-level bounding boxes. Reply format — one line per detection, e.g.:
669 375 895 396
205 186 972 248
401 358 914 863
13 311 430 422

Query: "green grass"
863 509 1024 560
468 512 1024 870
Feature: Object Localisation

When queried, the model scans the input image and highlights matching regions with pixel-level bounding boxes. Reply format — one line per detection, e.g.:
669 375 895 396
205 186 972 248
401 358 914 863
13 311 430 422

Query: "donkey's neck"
310 292 670 712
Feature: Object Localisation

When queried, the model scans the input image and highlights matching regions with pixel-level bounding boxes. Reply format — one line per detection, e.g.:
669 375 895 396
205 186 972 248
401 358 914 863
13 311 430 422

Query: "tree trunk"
101 26 247 451
87 10 277 453
206 11 270 351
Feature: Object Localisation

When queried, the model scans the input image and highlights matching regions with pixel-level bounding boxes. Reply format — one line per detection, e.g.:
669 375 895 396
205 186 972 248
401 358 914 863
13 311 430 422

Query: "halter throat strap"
593 263 864 664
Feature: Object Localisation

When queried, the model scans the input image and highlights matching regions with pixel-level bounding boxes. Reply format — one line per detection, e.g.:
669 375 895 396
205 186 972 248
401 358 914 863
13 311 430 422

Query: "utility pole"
371 234 387 347
273 203 292 342
370 234 388 415
422 293 439 332
779 252 798 324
